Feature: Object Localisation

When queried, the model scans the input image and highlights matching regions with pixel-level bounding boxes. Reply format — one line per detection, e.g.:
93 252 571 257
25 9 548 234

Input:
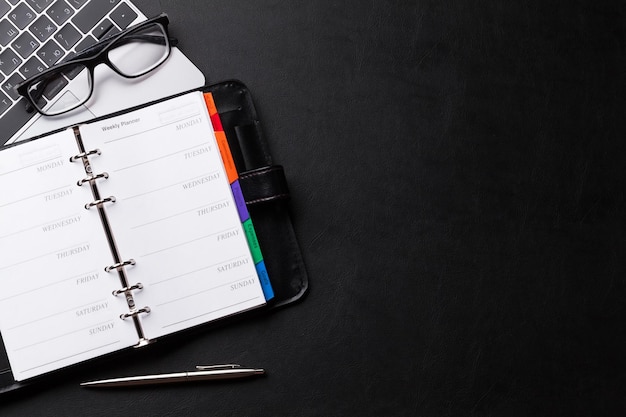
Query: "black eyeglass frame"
15 13 177 116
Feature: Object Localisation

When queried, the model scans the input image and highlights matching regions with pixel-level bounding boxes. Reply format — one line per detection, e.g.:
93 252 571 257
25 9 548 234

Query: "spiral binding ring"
70 149 101 162
77 172 109 186
112 282 143 296
120 306 151 320
104 258 136 273
85 196 116 210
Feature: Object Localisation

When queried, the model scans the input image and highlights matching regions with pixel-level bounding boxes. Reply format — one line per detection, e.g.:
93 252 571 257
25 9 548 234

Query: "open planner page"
79 91 266 340
0 131 139 381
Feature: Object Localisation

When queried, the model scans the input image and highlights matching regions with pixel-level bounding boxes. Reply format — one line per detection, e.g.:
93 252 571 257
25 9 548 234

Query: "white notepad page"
80 92 266 340
0 131 138 381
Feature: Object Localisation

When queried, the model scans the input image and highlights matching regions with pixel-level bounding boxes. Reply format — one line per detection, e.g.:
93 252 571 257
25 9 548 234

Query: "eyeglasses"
15 14 176 116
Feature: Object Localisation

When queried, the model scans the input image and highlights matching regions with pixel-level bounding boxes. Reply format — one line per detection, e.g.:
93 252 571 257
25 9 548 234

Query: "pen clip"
195 364 242 370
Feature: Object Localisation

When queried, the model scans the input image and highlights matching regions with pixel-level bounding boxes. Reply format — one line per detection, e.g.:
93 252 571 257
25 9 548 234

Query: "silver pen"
80 364 265 388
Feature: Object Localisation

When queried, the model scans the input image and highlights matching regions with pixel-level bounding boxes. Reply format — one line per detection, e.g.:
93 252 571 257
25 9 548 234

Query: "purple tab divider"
231 180 250 223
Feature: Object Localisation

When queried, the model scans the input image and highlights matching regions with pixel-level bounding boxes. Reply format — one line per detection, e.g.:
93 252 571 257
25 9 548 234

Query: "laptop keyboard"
0 0 140 144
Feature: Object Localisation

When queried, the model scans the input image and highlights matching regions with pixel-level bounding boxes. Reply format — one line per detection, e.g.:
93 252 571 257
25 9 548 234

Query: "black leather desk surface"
2 1 625 416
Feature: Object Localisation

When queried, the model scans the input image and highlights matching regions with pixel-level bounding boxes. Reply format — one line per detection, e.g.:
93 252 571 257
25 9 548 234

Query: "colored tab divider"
204 92 274 301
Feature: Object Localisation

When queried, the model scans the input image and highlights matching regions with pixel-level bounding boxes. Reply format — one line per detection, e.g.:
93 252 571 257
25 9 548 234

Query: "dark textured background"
2 1 626 415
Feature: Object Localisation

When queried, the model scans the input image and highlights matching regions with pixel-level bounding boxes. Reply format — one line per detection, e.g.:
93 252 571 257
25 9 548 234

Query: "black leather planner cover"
0 80 308 394
208 81 308 308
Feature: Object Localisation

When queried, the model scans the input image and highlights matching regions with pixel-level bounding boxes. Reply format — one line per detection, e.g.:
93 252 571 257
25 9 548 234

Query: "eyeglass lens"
26 22 170 116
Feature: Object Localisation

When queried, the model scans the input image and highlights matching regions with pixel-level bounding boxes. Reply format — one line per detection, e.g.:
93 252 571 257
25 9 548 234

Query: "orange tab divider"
203 92 218 117
215 130 238 183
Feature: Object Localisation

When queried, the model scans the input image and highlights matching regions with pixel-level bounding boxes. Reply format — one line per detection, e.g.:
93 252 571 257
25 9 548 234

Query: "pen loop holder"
77 172 109 186
85 196 116 210
120 306 151 320
70 148 101 162
112 282 143 296
104 259 136 273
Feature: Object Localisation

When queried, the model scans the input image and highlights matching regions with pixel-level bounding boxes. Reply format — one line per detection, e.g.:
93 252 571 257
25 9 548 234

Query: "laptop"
0 0 205 146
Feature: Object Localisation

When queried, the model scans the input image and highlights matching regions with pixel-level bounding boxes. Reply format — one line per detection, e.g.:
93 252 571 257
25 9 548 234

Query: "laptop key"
38 39 65 65
92 18 112 39
0 98 36 146
2 72 24 100
74 34 95 53
19 56 46 78
110 3 137 30
0 1 10 19
8 3 36 30
55 23 80 50
26 0 54 13
29 15 58 42
72 0 119 33
41 71 67 100
12 31 39 59
0 90 11 115
0 19 19 46
0 48 22 76
47 0 75 26
6 0 19 6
